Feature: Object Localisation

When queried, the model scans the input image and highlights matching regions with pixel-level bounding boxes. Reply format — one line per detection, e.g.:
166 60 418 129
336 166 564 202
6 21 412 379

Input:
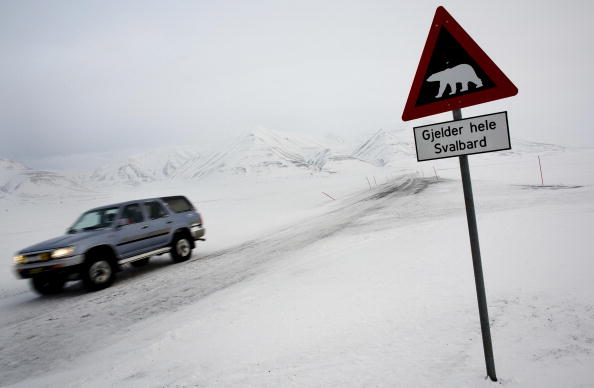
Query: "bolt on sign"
402 6 518 121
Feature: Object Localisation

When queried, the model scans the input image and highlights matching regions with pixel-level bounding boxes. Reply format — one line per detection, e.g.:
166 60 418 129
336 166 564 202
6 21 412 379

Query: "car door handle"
141 225 149 229
166 220 173 224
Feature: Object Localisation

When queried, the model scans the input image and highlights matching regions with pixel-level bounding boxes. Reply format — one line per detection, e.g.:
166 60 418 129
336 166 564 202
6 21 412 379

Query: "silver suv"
13 196 205 295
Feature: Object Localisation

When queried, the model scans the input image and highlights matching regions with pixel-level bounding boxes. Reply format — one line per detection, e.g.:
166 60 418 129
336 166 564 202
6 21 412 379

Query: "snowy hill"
3 131 572 197
0 158 28 172
179 128 331 178
0 158 92 199
352 129 416 167
86 129 379 181
86 147 202 186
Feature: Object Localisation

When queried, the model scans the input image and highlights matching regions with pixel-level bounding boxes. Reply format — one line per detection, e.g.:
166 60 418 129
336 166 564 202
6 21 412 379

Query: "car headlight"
51 247 75 259
13 255 26 264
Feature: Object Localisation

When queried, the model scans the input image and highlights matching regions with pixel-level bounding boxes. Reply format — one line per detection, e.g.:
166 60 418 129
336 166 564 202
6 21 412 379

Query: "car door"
115 203 152 258
141 200 172 249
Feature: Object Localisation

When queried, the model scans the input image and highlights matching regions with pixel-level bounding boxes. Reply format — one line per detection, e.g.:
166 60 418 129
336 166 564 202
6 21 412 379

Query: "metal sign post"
402 6 517 381
453 108 497 382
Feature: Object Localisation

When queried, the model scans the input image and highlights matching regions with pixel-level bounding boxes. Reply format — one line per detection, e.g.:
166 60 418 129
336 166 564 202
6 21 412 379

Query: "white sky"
1 0 593 165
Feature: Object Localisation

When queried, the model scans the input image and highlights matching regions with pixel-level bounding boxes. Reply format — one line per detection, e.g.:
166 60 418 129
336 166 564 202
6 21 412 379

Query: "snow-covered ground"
1 141 593 387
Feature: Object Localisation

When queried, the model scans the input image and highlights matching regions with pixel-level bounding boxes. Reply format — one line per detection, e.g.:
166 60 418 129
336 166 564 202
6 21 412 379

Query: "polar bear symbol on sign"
426 64 483 98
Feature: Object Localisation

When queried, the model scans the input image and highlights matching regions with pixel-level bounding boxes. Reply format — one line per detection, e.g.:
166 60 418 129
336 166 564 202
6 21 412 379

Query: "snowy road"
0 176 433 386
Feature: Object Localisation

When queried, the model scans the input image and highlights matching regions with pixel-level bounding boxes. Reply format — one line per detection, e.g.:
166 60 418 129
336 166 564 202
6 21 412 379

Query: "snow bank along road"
0 175 434 385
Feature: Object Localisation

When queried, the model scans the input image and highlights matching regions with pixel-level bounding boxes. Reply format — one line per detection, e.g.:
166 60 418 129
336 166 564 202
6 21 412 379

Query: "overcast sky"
1 0 593 167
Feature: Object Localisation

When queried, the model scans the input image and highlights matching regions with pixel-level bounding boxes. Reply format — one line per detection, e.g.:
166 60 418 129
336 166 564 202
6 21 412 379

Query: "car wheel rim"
176 239 190 257
89 261 111 284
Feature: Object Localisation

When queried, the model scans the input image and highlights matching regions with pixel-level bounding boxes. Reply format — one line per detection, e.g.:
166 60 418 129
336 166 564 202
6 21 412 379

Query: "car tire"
82 254 115 291
31 276 65 295
130 257 150 267
171 234 192 263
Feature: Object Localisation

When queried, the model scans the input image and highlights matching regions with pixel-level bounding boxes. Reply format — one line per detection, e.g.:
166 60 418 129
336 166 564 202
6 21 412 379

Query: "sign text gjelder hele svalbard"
413 111 510 162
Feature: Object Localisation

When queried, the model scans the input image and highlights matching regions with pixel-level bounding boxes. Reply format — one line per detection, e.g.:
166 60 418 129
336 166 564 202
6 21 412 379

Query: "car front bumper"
190 225 205 240
14 255 84 279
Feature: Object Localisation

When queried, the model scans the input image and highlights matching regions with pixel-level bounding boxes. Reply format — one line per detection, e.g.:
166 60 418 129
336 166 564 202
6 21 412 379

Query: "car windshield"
69 207 119 233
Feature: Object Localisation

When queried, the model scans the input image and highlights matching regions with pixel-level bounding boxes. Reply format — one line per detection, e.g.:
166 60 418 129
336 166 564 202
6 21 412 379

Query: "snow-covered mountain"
86 147 202 186
352 129 416 167
0 158 91 199
0 158 28 172
178 128 331 178
2 129 571 198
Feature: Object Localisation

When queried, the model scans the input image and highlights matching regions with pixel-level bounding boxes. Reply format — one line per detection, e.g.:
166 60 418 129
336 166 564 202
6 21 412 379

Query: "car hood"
18 230 108 254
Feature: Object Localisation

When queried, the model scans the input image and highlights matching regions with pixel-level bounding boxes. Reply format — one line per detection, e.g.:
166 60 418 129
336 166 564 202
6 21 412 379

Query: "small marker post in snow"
538 156 544 185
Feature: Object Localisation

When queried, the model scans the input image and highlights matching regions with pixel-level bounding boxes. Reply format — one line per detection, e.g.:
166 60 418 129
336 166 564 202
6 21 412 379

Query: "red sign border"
402 6 518 121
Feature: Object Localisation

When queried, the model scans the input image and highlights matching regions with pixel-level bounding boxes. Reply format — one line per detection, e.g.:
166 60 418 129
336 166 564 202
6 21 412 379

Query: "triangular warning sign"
402 6 518 121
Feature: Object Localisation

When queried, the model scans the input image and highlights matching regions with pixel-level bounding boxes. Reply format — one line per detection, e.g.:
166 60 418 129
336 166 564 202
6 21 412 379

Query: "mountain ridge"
1 128 572 198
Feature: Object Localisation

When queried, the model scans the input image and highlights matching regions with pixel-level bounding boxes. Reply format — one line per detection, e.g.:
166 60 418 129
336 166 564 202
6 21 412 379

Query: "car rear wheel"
171 234 192 262
31 276 65 295
83 255 115 291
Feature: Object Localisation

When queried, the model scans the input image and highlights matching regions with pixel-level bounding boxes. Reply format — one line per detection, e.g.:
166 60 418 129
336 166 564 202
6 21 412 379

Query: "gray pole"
453 108 497 382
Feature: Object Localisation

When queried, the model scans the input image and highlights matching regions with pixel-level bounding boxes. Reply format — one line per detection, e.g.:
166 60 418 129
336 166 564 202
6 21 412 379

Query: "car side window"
144 201 167 220
121 204 144 225
161 196 193 213
101 208 119 227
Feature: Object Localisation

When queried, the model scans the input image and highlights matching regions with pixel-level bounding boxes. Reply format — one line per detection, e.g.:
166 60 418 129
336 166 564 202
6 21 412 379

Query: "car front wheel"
171 234 192 262
31 276 65 295
83 255 115 291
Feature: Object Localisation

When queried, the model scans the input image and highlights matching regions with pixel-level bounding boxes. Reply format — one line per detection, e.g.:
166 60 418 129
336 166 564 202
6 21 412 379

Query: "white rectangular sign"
413 111 511 161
